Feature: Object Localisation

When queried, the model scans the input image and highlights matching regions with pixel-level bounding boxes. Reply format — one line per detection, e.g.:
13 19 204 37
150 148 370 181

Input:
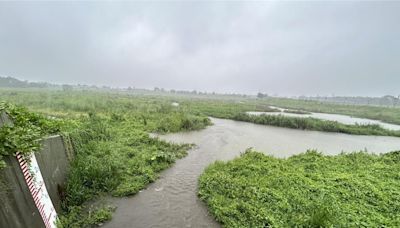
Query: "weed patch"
199 150 400 227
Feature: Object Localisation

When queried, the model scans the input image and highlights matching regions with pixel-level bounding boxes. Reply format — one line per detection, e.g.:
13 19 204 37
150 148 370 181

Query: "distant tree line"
0 76 52 88
257 92 268 99
154 87 249 97
304 95 400 107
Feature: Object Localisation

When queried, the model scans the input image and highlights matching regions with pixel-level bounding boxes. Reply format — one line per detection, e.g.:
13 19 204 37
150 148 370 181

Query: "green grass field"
2 88 400 227
199 150 400 227
0 91 211 227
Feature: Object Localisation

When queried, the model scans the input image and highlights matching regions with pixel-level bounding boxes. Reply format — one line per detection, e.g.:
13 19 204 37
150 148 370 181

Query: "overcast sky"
0 1 399 96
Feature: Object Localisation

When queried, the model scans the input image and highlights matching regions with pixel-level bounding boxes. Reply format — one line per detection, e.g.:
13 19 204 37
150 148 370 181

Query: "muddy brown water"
104 118 400 228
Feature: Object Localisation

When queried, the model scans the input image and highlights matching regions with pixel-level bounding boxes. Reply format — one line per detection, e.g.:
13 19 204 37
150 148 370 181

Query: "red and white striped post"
16 152 58 228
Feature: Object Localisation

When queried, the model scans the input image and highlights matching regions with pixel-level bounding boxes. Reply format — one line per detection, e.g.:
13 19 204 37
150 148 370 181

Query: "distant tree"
257 92 268 99
0 76 47 88
397 95 400 107
62 84 73 91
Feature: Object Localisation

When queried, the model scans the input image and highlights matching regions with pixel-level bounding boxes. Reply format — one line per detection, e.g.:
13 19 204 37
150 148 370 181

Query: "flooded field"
247 106 400 131
104 118 400 228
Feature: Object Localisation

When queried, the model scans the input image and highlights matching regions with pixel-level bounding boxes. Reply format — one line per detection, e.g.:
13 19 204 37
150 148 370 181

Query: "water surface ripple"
104 118 400 228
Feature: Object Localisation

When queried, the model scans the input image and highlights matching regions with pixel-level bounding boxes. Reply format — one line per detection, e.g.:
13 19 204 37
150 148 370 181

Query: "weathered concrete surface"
35 135 70 212
0 156 45 228
0 112 44 228
0 113 72 228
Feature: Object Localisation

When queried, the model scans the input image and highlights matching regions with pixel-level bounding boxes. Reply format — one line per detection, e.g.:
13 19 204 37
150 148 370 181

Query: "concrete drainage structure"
0 113 73 228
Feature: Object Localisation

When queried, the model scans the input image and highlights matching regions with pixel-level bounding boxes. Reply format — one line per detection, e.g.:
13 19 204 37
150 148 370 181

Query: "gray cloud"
0 1 399 96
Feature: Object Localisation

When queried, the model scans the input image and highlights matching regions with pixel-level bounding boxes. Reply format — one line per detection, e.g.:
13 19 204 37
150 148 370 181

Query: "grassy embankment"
283 109 311 114
264 97 400 125
231 113 400 137
0 91 211 227
180 98 400 137
199 149 400 227
173 95 400 124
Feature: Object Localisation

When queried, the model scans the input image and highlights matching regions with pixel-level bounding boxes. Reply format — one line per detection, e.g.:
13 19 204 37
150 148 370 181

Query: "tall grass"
0 90 212 227
231 113 400 137
199 150 400 227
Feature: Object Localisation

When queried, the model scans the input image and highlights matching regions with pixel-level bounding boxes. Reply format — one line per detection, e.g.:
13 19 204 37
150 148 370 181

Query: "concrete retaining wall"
0 155 45 228
0 114 72 228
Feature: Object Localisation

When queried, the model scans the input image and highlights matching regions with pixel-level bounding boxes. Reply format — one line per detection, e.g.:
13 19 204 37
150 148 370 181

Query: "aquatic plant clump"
199 150 400 227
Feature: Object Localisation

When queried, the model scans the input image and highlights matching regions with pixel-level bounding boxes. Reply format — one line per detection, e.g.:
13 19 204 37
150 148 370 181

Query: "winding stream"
104 117 400 228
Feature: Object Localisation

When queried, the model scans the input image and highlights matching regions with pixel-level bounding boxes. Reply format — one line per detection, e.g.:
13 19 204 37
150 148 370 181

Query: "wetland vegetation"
1 88 400 227
232 112 400 137
283 109 311 115
0 90 211 227
2 2 400 227
199 149 400 227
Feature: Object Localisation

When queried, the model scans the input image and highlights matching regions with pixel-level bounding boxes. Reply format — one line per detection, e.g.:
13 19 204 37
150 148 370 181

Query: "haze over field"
0 1 399 96
1 3 400 226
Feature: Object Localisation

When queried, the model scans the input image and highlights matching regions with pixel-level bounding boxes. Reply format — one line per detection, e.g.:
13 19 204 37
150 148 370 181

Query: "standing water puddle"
104 118 400 228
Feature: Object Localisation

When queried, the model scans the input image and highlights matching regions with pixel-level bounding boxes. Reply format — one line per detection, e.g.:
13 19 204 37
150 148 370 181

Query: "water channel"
104 117 400 228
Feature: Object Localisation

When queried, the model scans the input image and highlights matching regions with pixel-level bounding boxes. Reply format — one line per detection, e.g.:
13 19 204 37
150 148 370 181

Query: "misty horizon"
1 75 400 99
0 1 399 96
